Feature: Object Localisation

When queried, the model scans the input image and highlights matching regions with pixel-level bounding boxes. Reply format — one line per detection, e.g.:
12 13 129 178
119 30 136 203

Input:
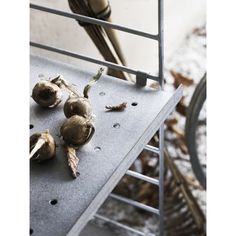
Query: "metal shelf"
30 56 183 236
30 0 183 235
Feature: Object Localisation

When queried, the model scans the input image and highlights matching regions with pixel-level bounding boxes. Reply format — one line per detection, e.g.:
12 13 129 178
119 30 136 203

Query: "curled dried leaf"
105 102 127 111
65 146 79 179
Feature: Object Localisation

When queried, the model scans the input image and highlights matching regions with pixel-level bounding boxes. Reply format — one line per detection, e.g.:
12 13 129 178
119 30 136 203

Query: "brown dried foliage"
105 102 127 111
170 70 194 87
65 146 79 179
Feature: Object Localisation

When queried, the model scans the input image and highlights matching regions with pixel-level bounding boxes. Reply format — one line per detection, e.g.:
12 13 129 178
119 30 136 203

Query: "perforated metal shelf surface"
30 55 183 236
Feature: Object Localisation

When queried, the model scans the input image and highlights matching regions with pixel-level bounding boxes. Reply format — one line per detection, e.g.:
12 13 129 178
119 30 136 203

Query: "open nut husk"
30 130 56 162
64 94 92 118
60 115 95 147
32 80 62 108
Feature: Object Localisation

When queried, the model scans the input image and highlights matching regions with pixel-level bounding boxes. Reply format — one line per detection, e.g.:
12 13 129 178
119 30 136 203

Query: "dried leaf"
176 98 187 116
193 27 206 36
65 146 79 179
165 149 206 230
137 182 152 199
173 138 188 155
173 156 190 163
105 102 127 111
168 124 185 138
184 175 204 190
170 70 194 87
165 118 178 126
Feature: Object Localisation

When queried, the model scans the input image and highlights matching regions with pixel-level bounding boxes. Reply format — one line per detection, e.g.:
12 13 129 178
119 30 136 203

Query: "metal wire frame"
30 4 159 41
110 193 160 215
126 169 159 186
145 144 160 154
30 41 159 81
30 3 160 83
30 1 165 235
94 214 156 236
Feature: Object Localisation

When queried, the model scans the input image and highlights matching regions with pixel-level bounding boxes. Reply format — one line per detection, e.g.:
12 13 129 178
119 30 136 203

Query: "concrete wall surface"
30 0 206 75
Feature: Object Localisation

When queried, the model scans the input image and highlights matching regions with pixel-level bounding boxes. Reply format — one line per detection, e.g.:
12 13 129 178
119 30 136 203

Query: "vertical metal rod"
158 0 164 88
158 0 165 235
159 124 164 236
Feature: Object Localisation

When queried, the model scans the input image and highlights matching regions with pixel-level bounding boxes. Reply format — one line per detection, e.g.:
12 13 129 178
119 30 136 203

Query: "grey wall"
30 0 206 74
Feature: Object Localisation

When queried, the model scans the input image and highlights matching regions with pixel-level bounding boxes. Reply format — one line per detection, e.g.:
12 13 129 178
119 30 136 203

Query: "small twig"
173 138 189 155
83 68 104 98
173 156 190 163
184 175 204 190
105 102 127 111
65 146 79 179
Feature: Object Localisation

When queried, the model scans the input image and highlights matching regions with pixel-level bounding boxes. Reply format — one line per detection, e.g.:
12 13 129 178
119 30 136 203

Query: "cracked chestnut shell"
63 95 92 118
30 130 56 162
32 80 62 107
60 115 95 147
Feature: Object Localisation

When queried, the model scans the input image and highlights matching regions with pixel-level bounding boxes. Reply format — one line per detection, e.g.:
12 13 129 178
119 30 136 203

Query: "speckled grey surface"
30 55 182 236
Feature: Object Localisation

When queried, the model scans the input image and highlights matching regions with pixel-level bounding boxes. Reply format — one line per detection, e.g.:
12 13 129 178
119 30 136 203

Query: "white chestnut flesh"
30 130 56 162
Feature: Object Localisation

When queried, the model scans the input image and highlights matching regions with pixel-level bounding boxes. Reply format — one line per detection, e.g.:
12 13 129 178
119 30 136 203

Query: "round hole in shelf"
30 229 33 235
94 146 101 152
99 91 105 96
50 199 58 205
131 102 138 106
113 123 120 129
30 124 34 129
38 73 44 78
